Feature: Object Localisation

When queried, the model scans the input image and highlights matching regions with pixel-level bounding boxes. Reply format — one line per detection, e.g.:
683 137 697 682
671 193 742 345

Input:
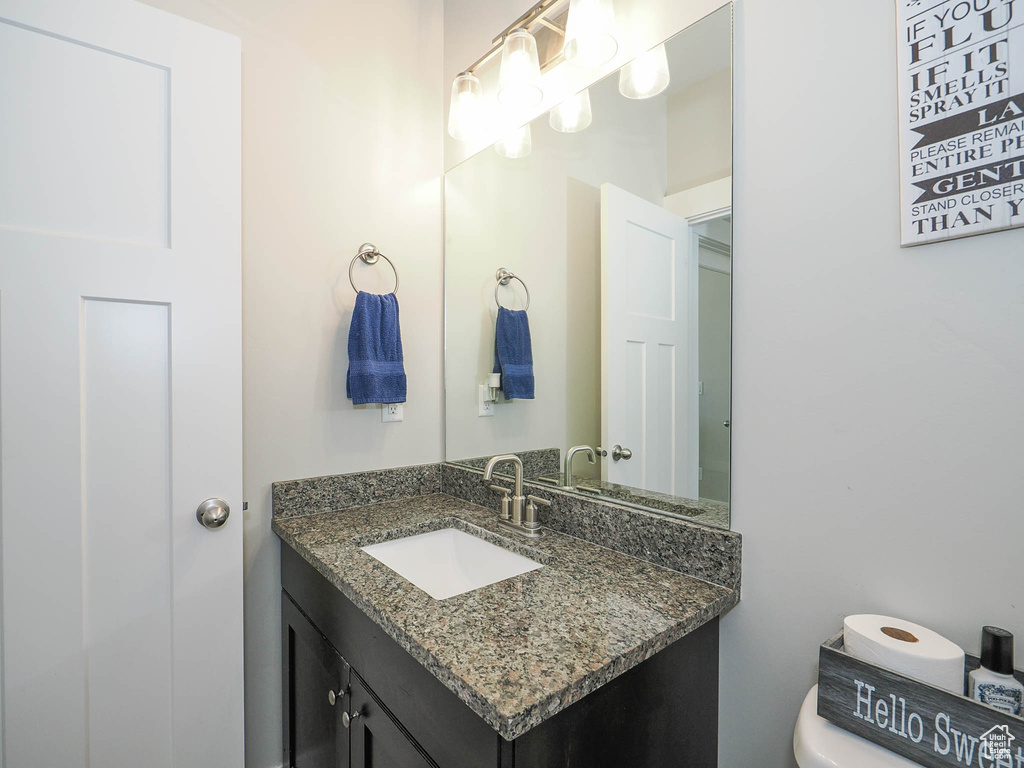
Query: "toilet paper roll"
843 614 965 694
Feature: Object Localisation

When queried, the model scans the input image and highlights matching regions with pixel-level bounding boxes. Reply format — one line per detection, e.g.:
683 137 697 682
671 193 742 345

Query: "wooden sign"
897 0 1024 245
818 632 1024 768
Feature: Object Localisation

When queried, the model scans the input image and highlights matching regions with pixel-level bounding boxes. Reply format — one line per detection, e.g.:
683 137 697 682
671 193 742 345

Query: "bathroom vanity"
277 0 739 763
274 467 740 768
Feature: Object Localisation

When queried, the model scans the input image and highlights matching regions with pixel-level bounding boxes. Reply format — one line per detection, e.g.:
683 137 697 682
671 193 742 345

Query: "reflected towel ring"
494 267 530 311
349 243 399 295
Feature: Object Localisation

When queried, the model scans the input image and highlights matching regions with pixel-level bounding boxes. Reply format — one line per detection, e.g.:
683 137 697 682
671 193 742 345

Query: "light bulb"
549 88 593 133
619 43 670 99
447 72 483 141
495 124 532 159
564 0 618 68
498 29 543 109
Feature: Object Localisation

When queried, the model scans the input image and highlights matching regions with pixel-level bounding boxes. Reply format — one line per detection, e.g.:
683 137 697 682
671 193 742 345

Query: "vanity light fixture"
446 0 569 144
447 72 484 140
563 0 618 68
495 124 532 159
618 43 670 99
497 29 544 109
549 87 592 133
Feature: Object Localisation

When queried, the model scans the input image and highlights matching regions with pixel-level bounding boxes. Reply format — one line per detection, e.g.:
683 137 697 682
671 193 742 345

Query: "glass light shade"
619 43 670 99
447 72 483 141
564 0 618 68
549 88 593 133
495 124 532 159
497 29 543 109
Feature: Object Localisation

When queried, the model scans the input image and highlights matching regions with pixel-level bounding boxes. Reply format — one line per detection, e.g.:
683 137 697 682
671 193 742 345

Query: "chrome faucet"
484 454 548 538
563 445 597 489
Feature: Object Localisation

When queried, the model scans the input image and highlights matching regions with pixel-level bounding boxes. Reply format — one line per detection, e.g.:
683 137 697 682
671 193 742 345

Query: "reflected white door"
600 183 698 497
0 1 243 766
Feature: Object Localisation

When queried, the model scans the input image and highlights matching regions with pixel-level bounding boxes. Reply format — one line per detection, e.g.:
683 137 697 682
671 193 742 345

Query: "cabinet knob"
327 689 338 706
342 710 362 729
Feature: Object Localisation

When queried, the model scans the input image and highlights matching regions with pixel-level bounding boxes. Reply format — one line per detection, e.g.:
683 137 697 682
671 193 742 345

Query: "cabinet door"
349 675 438 768
283 594 350 768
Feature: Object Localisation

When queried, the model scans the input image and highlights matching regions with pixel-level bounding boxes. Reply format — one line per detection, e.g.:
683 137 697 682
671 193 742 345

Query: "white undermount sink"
360 527 543 600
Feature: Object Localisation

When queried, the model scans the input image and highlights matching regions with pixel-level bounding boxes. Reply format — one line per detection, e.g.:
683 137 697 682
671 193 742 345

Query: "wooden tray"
818 631 1024 768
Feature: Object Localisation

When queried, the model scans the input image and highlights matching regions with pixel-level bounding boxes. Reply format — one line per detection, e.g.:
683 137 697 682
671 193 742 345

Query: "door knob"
611 445 632 461
196 498 230 529
723 420 730 428
342 710 362 728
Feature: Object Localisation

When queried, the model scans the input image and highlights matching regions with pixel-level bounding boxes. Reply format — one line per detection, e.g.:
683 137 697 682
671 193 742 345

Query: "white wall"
724 1 1024 766
667 67 732 194
138 2 443 766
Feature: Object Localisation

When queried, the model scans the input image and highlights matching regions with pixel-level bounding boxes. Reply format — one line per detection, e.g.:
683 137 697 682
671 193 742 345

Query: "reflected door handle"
196 498 230 529
611 445 632 461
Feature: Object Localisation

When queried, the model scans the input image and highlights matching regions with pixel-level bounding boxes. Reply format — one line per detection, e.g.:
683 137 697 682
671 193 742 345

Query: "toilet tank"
794 686 921 768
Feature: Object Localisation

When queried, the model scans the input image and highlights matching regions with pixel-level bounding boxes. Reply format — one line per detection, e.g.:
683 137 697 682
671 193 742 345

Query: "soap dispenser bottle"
968 626 1024 716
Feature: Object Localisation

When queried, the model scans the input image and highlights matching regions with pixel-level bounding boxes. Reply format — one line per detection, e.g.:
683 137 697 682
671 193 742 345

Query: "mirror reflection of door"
695 220 732 503
601 183 699 498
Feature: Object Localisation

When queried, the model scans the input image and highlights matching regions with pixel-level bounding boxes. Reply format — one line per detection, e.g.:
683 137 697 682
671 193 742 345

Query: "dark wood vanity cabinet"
282 595 350 768
281 545 720 768
284 593 437 768
348 675 439 768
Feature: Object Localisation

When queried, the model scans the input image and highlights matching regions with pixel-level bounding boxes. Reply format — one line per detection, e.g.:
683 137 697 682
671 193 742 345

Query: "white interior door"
0 2 243 766
601 183 698 497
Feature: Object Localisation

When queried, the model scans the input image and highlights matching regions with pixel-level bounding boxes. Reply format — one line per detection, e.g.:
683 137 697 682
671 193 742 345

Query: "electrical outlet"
381 403 404 422
478 385 495 417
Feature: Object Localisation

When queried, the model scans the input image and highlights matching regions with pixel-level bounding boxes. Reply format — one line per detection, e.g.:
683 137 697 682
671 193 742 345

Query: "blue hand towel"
493 307 534 400
347 292 407 405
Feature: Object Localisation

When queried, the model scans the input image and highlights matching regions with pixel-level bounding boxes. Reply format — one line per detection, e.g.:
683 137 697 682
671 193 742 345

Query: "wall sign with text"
897 0 1024 245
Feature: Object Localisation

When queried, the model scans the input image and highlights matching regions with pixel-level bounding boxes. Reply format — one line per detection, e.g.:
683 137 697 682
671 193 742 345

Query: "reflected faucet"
563 445 597 489
484 454 547 538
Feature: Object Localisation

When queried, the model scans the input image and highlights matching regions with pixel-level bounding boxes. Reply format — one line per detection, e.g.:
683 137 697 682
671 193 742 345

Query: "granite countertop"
273 492 738 741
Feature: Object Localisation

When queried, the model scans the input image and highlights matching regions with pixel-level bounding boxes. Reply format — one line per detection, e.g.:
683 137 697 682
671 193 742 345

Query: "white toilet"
794 686 920 767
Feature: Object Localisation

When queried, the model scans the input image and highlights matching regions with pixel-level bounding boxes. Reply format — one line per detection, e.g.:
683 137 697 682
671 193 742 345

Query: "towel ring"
349 243 399 295
494 267 530 311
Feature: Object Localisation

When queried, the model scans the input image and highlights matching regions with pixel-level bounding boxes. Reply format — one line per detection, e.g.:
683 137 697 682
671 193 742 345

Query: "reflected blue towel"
347 292 407 405
493 307 534 400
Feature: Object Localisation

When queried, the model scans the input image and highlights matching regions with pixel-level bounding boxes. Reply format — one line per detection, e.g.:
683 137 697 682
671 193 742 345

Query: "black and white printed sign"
898 0 1024 245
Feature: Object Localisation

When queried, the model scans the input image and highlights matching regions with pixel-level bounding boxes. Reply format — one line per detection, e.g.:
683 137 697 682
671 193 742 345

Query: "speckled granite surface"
441 462 741 590
535 472 730 528
272 464 440 519
451 447 561 480
273 493 737 741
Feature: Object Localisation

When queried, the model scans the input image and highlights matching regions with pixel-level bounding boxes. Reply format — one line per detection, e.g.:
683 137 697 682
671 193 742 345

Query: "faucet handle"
523 495 551 533
490 485 514 521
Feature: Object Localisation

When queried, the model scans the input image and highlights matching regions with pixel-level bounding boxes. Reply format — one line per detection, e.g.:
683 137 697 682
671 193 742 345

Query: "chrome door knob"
342 710 362 729
327 690 338 706
196 498 230 529
611 445 632 461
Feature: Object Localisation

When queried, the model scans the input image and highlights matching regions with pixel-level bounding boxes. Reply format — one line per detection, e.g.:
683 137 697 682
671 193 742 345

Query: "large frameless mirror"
444 4 733 529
